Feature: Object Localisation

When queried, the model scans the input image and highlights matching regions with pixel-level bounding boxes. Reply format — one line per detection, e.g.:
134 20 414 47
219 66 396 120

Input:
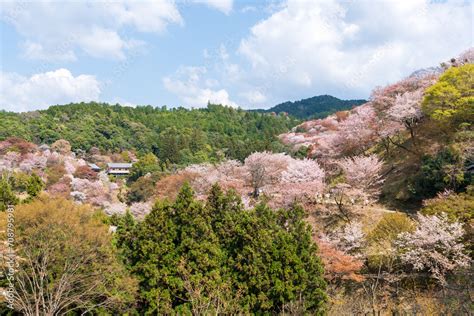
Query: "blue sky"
0 0 472 112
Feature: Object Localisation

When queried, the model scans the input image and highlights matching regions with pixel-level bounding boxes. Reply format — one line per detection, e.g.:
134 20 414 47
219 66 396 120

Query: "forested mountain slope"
256 95 366 119
0 103 297 164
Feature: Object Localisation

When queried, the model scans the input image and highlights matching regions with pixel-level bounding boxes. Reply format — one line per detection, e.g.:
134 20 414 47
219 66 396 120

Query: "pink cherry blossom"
396 213 470 284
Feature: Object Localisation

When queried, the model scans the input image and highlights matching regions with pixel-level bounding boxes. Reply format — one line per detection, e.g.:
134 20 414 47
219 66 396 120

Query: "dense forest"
256 95 366 119
0 103 298 165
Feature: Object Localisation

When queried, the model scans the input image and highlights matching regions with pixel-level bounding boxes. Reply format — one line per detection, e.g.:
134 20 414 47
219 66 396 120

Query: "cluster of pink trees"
319 211 470 287
180 152 326 208
70 177 109 206
175 150 389 211
280 69 441 160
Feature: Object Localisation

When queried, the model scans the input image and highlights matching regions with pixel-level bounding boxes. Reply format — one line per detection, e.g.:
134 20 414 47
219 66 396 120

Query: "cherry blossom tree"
51 139 72 154
339 154 384 200
396 213 470 284
130 202 153 219
0 138 37 155
336 105 379 155
270 158 325 206
18 154 47 173
244 152 290 197
103 202 127 216
70 191 87 203
387 89 424 145
2 152 21 169
70 178 109 206
324 221 366 256
48 177 71 197
457 47 474 65
282 158 325 186
185 160 245 198
163 154 325 208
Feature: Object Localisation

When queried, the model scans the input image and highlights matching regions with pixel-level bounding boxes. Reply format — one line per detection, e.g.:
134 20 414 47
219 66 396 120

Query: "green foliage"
0 176 18 211
115 184 327 314
26 173 44 198
258 95 366 119
126 175 158 204
414 147 472 198
421 192 474 224
422 64 474 128
0 103 297 166
367 213 415 244
9 172 30 192
366 213 414 270
128 152 161 183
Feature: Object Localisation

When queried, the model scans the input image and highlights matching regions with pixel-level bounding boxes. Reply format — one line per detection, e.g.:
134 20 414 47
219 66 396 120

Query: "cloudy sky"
0 0 472 112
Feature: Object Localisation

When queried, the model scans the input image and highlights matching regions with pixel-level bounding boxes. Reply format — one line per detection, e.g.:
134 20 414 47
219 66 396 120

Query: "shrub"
126 175 156 204
45 163 66 187
26 173 44 198
421 192 474 224
366 212 414 270
367 212 415 244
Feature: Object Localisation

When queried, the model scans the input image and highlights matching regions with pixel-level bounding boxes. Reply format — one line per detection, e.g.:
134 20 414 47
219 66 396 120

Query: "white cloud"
238 0 473 99
163 66 239 108
1 0 182 61
22 41 77 62
194 0 233 14
0 69 101 112
239 90 267 104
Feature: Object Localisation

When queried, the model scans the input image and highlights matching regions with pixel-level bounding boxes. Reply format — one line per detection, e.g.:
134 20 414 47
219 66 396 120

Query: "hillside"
0 103 298 165
0 50 473 315
258 95 366 119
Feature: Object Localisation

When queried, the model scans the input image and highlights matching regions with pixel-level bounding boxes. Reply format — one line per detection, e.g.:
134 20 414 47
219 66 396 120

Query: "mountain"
258 95 367 119
0 102 298 165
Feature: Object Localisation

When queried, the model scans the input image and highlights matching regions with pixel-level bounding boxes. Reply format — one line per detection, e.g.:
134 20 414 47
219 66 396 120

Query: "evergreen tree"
116 184 327 314
26 173 44 198
0 176 18 211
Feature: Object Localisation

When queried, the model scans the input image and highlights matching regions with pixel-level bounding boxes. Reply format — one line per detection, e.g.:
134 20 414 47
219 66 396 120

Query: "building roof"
107 162 133 168
88 163 101 170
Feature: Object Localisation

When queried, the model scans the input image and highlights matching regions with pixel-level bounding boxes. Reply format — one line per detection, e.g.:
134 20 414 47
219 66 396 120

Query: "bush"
0 176 19 211
366 212 414 270
421 192 474 224
368 212 415 244
126 175 157 204
26 173 44 198
45 163 66 187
